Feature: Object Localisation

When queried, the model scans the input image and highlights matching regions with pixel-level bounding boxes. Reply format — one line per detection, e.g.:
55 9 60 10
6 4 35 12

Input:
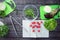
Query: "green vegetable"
24 8 35 18
0 25 9 37
44 19 57 31
0 11 5 16
0 21 9 37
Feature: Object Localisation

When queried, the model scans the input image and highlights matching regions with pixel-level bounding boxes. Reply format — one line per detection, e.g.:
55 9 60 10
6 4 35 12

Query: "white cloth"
22 20 49 38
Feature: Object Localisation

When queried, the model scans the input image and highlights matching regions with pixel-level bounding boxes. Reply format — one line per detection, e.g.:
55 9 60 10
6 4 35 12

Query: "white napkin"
22 20 49 38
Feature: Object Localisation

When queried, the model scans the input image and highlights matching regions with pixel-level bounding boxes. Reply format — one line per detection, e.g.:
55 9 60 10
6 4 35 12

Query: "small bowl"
0 2 6 11
23 5 39 20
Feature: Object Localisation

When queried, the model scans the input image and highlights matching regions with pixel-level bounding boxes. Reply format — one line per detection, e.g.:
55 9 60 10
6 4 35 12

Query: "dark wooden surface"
0 0 60 40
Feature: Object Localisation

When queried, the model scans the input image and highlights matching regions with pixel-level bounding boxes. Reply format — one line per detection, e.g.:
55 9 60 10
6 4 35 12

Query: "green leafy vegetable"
24 8 35 18
0 25 9 37
44 19 57 31
0 11 5 15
